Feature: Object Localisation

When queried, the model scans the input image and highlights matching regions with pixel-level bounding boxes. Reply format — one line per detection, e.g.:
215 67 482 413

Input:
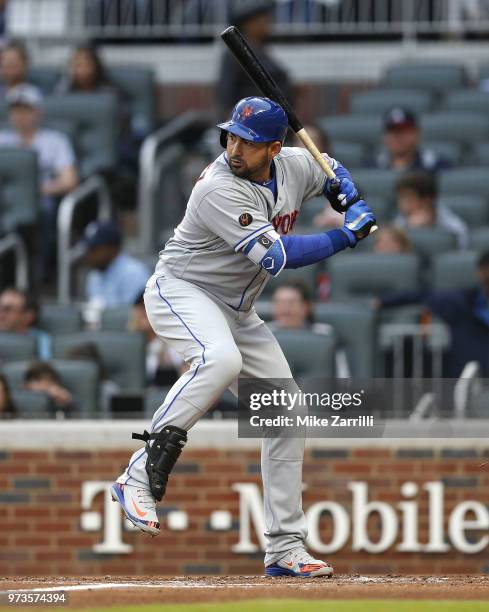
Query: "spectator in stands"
0 85 78 198
129 291 186 386
79 220 150 308
24 361 77 417
216 0 293 116
376 107 449 173
394 171 468 249
0 288 51 359
0 374 17 419
377 251 489 377
373 225 412 254
270 280 331 334
0 40 31 96
56 43 115 95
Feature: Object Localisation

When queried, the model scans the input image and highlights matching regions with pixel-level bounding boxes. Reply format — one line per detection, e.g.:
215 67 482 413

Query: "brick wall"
1 443 489 576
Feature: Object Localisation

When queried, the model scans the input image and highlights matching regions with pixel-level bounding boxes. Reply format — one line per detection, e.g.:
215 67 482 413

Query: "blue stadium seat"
473 142 489 165
432 251 479 291
439 167 489 198
332 141 366 167
350 89 433 115
445 90 489 114
43 93 118 178
438 195 489 228
0 149 39 233
421 112 489 147
422 141 462 166
349 168 398 200
273 328 336 380
383 63 467 94
318 115 383 146
406 228 458 259
329 253 420 299
315 301 377 377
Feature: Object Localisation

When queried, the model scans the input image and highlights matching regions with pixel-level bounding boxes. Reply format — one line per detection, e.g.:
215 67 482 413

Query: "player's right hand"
343 200 376 241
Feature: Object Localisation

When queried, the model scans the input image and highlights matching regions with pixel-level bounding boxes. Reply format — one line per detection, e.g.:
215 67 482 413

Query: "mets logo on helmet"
241 105 254 119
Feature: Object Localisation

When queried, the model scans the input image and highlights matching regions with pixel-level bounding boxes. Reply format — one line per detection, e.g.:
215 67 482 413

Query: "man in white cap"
0 84 78 199
0 84 79 280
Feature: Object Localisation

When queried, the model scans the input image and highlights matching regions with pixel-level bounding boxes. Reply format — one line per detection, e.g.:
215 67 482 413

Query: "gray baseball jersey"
157 147 332 311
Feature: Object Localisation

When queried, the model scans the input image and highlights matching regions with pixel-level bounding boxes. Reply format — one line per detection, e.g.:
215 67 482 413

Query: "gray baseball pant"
117 268 307 565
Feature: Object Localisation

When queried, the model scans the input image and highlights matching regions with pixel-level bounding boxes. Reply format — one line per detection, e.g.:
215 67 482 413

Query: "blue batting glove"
344 200 376 241
324 163 361 213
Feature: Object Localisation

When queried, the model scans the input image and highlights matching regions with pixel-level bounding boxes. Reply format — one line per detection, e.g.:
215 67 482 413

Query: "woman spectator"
0 374 17 419
56 43 115 95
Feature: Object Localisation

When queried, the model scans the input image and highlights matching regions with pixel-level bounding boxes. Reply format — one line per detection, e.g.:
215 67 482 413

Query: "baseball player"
111 97 376 578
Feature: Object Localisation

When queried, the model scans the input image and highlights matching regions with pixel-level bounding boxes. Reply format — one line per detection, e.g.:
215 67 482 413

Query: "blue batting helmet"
217 97 288 147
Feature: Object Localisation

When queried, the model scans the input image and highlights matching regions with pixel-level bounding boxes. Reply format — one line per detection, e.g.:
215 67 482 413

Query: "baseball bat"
220 25 377 233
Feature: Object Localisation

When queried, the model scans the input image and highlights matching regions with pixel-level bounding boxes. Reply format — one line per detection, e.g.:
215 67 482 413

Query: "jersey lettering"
272 210 298 235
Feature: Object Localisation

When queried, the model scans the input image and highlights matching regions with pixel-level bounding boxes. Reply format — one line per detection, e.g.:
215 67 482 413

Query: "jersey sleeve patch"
241 229 286 277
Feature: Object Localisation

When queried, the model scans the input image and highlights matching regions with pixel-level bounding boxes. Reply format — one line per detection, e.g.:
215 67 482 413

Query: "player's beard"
229 154 271 181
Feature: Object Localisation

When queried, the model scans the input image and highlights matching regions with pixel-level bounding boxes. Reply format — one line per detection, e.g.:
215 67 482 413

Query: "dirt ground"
1 575 489 608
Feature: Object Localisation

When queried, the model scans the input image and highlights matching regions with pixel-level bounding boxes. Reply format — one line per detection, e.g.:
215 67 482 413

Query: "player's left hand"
325 163 361 213
344 200 376 241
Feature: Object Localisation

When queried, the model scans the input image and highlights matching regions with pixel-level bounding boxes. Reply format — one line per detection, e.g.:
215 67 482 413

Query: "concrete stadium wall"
0 421 488 576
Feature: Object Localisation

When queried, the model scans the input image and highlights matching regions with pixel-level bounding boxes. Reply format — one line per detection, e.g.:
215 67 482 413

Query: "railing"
137 110 207 257
0 233 29 290
7 0 489 42
57 175 112 304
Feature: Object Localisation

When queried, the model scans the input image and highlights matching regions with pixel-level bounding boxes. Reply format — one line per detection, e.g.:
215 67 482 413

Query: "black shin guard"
132 426 187 501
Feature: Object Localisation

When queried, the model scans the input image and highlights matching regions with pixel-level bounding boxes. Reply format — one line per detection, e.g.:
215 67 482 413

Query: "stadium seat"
438 195 489 228
333 142 367 167
295 197 327 227
329 253 420 299
100 305 132 331
43 93 118 178
422 141 462 166
348 168 398 200
0 332 37 364
405 228 458 259
439 167 489 198
445 90 489 114
473 142 489 165
0 149 39 233
315 301 377 378
432 251 479 291
53 331 145 390
108 66 156 136
27 67 60 94
2 359 99 417
39 304 83 335
254 300 273 321
421 112 489 147
263 266 319 299
10 389 51 418
272 328 336 380
471 228 489 253
317 115 383 146
350 89 433 115
382 63 467 94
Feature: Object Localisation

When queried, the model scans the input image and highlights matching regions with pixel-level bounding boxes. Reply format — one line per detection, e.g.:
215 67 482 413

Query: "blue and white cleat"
265 547 334 578
110 482 160 537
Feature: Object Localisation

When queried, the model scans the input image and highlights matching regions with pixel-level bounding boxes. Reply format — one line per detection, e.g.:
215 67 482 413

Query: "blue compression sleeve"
281 228 355 269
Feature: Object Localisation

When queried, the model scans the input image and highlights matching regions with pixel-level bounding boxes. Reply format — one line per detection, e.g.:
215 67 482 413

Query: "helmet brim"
216 120 268 147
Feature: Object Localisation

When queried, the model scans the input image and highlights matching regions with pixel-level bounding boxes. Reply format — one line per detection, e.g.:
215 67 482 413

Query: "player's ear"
269 141 282 159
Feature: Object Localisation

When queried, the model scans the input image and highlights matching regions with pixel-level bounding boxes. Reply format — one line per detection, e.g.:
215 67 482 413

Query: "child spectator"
394 170 468 249
24 361 77 417
373 225 412 254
